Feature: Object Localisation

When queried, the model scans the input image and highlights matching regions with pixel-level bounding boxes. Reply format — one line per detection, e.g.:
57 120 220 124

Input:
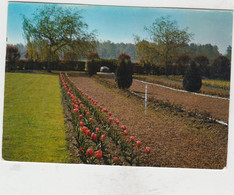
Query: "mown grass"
2 73 70 163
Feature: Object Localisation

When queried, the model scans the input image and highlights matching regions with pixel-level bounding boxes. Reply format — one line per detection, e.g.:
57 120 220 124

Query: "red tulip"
130 136 134 142
115 119 119 125
123 130 128 136
79 147 83 151
86 149 93 157
86 112 90 116
86 130 91 136
82 126 88 132
73 108 79 113
108 118 113 123
108 112 112 116
91 133 97 141
145 147 150 154
80 122 84 127
79 115 83 119
89 118 93 122
121 125 126 130
136 141 142 148
95 150 102 159
71 103 74 107
96 128 99 133
113 157 119 164
101 135 105 141
103 108 108 113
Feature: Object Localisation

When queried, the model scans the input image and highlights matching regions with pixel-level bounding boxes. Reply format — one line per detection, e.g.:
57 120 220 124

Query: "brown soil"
98 73 229 123
68 72 228 169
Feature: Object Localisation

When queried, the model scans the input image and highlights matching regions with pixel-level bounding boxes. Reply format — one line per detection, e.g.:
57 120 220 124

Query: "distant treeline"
9 41 231 62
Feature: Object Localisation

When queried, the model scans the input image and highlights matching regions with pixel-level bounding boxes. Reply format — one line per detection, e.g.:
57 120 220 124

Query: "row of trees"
9 41 230 63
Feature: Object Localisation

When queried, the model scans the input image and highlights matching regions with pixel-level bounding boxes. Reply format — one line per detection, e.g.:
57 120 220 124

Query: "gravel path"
68 72 227 169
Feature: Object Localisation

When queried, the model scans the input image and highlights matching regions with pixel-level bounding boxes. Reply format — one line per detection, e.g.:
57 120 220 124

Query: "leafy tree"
15 43 27 58
136 16 193 76
210 55 230 80
226 45 232 61
64 50 79 62
25 41 39 61
176 53 191 75
23 5 96 71
186 43 220 61
135 38 160 65
96 41 137 61
6 45 20 62
183 60 202 92
194 54 209 77
139 54 152 74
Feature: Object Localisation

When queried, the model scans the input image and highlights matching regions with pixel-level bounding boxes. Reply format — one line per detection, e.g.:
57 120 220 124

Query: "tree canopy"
23 5 96 71
135 16 193 75
6 45 21 62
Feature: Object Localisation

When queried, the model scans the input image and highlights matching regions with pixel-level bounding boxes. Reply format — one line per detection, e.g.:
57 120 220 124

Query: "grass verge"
2 73 70 163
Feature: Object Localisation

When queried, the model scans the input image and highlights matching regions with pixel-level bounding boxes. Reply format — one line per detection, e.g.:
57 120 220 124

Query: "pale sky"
7 2 233 54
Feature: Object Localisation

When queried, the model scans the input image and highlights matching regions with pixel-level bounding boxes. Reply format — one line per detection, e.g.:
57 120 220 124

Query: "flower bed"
60 72 150 166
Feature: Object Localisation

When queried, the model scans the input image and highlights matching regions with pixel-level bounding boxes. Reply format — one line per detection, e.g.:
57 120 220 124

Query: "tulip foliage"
60 72 151 166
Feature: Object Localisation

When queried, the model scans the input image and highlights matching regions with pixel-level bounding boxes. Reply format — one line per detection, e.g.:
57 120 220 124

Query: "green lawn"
2 73 70 163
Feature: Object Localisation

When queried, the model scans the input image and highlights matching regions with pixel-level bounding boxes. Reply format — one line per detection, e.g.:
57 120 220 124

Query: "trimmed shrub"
86 60 100 76
183 60 202 92
118 52 131 61
87 52 100 60
115 54 133 89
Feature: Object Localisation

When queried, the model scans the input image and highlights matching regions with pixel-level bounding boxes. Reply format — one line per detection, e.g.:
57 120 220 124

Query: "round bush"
183 60 202 92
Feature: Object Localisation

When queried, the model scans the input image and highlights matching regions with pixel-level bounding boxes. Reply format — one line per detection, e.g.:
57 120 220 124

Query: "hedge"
5 60 86 72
